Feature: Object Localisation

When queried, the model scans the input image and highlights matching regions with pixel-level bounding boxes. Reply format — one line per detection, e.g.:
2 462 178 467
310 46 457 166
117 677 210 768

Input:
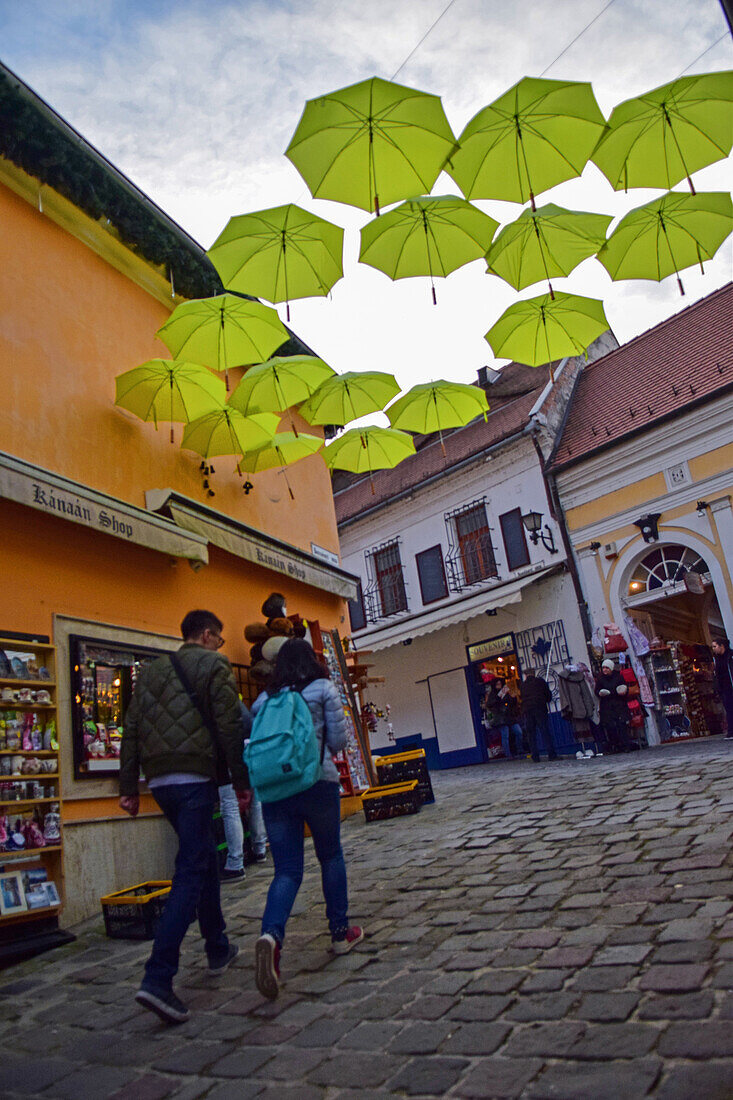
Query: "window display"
70 635 169 778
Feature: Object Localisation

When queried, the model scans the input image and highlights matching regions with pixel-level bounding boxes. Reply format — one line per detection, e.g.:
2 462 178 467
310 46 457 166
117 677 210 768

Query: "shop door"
427 668 483 766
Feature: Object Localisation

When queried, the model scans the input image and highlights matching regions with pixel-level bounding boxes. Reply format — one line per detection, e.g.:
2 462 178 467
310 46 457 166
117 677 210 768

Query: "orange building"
0 63 356 926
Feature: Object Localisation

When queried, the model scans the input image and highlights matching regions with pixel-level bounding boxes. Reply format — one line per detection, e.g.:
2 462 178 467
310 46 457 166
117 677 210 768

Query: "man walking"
520 668 558 762
119 610 251 1024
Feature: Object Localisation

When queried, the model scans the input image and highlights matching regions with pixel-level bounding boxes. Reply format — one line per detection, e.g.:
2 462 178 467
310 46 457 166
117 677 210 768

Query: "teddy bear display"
244 592 307 685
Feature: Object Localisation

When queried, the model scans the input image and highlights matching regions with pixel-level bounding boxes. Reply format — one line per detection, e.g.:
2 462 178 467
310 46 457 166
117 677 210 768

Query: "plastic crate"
361 780 421 823
375 749 435 805
100 881 171 941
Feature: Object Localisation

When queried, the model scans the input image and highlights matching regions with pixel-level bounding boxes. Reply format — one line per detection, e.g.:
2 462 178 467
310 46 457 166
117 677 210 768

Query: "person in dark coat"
520 669 558 762
712 637 733 739
595 658 632 752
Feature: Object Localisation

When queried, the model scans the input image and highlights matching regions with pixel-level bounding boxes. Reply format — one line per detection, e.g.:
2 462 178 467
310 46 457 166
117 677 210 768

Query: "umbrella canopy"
115 359 225 442
359 195 498 303
596 191 733 296
285 76 456 215
242 432 324 499
387 380 488 433
181 409 280 461
156 294 289 388
323 426 415 493
228 355 335 433
591 71 733 194
485 292 610 372
298 371 400 427
485 204 612 295
446 77 605 209
207 204 344 321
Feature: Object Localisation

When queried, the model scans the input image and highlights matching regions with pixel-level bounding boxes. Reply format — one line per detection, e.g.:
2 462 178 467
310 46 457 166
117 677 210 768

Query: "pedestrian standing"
119 610 251 1024
497 677 525 757
218 701 252 884
520 669 558 762
712 637 733 739
594 658 632 752
249 639 363 1000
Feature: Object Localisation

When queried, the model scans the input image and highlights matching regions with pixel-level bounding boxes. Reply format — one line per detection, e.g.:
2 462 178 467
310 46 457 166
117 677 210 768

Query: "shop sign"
467 633 515 663
310 543 340 567
0 454 208 563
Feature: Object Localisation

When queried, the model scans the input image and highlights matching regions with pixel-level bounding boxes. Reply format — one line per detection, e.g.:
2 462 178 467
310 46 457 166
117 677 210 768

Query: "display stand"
0 638 74 966
643 642 721 742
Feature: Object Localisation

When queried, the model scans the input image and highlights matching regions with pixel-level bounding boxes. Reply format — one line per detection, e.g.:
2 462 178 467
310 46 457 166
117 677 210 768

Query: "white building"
335 334 617 767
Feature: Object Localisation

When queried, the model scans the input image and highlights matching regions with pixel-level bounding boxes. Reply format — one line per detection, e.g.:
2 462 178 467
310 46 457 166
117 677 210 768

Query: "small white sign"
310 543 340 567
665 462 691 490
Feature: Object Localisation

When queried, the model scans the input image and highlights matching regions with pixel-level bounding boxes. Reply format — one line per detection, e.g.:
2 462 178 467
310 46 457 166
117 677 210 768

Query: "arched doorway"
625 544 725 646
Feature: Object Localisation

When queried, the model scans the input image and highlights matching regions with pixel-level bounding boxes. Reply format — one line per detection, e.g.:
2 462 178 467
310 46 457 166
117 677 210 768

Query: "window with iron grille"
444 499 498 592
364 539 408 621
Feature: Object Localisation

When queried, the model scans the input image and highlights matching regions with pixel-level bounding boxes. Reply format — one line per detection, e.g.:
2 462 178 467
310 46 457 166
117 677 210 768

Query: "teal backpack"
244 688 324 803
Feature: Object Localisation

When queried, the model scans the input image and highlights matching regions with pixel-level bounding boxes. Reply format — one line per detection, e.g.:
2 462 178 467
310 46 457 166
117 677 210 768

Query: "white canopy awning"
0 451 208 563
147 490 359 600
356 565 563 651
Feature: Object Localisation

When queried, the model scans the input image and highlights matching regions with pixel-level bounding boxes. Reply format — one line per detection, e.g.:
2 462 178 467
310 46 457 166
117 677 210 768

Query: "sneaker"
331 926 364 955
575 750 585 760
255 934 281 1000
254 851 268 863
584 749 595 758
135 988 190 1025
724 734 733 740
208 943 239 975
220 868 245 884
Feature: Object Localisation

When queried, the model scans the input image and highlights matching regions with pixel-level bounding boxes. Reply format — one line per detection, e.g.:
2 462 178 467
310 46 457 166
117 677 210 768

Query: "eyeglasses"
207 630 225 650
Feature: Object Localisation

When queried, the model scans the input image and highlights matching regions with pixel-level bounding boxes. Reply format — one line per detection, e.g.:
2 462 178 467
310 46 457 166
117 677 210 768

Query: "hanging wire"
391 0 460 81
677 33 730 76
539 0 619 77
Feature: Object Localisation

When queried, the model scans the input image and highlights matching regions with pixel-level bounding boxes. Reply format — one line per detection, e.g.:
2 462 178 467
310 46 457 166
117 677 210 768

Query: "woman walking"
250 639 363 999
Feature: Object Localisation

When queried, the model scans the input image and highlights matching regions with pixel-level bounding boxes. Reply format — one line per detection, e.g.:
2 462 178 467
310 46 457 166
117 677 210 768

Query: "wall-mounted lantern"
522 510 559 554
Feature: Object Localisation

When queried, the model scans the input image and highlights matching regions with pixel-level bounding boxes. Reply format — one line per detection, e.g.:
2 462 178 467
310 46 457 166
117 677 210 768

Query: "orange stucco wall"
0 180 341 556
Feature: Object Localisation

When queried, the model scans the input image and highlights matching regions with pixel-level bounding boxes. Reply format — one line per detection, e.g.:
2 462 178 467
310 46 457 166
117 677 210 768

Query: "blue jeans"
143 781 229 995
249 795 267 857
498 723 524 758
261 780 347 944
218 783 244 871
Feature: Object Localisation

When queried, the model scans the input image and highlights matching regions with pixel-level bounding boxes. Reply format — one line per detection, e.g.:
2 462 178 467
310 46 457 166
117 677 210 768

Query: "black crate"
101 882 171 941
362 781 422 823
375 750 435 805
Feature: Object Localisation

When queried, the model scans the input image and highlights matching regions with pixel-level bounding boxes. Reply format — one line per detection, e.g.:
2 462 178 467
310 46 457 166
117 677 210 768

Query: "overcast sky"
2 0 731 402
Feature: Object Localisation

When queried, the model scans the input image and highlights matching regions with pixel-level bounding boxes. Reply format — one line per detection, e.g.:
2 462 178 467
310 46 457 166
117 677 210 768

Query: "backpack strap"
286 682 327 765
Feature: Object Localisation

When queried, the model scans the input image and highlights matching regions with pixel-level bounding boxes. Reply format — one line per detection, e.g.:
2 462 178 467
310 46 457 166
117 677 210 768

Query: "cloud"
2 0 731 388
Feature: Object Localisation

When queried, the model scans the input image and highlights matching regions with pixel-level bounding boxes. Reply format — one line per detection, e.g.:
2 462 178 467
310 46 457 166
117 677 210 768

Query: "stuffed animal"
244 592 307 684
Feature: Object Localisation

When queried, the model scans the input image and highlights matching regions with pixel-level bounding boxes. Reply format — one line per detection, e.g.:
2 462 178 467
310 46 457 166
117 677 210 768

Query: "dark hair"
524 668 536 678
261 592 286 619
268 639 328 693
713 637 730 650
181 609 222 640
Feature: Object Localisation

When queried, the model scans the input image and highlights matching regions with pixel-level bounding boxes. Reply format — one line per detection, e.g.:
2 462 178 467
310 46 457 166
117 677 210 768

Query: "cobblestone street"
2 741 733 1099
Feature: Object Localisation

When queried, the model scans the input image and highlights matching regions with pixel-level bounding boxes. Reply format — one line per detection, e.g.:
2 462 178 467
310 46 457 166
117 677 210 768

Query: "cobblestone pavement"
2 741 733 1099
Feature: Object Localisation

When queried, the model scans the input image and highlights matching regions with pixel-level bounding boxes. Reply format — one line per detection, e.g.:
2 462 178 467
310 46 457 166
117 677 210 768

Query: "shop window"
364 540 408 621
445 500 498 591
416 545 448 605
69 635 170 779
629 545 709 595
499 508 531 571
348 580 367 632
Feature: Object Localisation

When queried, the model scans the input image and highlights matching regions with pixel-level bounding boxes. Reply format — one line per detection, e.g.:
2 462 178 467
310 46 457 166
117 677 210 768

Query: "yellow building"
0 63 356 932
550 283 733 744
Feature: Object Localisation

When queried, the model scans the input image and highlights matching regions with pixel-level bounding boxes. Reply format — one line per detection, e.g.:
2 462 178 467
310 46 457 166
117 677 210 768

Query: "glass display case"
69 636 169 778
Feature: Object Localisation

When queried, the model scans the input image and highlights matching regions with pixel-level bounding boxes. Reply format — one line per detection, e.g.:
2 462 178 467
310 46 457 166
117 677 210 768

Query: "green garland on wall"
0 69 222 301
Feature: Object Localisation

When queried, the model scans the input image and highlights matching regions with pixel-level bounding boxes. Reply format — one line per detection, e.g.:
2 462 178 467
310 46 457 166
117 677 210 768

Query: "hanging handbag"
603 623 628 654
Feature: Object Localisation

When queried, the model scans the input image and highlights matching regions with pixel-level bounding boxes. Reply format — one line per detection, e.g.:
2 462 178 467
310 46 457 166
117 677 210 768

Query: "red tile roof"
549 283 733 472
334 362 551 525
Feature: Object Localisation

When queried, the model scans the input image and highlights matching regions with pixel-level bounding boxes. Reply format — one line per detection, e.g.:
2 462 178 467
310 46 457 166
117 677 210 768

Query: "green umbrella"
285 76 456 215
228 355 335 434
596 191 733 296
485 292 610 375
207 204 344 321
446 77 605 209
298 371 400 427
156 294 289 389
359 195 498 303
181 409 280 467
115 359 225 443
386 380 489 455
241 432 324 500
323 426 416 494
591 71 733 194
485 204 612 296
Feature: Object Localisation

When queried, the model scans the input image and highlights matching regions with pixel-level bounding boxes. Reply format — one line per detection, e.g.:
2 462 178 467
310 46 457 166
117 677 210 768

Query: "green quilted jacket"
119 643 249 796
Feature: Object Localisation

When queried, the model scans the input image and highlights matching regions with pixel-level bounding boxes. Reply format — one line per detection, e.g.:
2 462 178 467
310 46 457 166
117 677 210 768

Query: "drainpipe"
529 430 594 643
